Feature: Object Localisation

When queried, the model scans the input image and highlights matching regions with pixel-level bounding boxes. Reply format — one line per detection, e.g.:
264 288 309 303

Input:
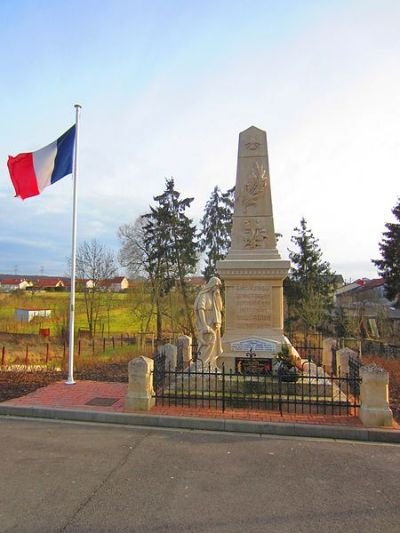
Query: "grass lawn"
0 291 153 335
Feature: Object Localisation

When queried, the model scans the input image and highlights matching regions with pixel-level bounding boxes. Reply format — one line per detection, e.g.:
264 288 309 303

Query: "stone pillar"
322 337 336 371
217 126 290 371
124 356 155 411
360 365 393 427
163 343 177 369
337 347 358 374
177 335 192 367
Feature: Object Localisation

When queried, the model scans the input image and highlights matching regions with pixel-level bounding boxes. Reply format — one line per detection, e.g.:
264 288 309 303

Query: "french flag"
7 125 76 200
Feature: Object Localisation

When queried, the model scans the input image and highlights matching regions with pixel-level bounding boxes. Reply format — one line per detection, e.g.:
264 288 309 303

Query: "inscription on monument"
235 358 272 375
231 338 278 352
230 284 272 329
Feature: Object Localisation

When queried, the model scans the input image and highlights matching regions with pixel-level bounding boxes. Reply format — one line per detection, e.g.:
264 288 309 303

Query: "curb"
0 404 399 443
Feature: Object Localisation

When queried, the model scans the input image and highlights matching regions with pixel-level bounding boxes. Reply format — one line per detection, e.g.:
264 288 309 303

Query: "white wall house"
0 279 32 292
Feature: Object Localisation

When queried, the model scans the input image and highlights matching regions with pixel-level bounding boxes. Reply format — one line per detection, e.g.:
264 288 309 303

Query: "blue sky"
1 0 399 280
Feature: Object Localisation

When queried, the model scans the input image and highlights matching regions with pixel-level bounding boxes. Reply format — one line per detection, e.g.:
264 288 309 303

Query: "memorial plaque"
231 338 278 352
235 357 272 375
229 284 272 329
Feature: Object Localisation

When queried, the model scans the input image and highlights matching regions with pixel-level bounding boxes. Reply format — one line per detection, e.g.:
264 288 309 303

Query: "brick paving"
2 380 399 429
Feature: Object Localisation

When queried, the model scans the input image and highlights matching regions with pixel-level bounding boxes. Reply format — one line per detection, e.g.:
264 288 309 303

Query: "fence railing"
361 339 400 357
0 335 152 369
152 362 360 416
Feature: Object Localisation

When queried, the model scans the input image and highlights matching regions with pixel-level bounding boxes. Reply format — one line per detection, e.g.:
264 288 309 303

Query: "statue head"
204 276 222 292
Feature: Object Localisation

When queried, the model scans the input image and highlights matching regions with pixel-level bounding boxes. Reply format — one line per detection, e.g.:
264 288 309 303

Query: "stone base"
218 335 300 372
124 394 155 412
360 406 393 427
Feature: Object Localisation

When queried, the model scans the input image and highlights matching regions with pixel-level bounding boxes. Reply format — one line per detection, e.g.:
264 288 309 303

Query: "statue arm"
196 308 211 333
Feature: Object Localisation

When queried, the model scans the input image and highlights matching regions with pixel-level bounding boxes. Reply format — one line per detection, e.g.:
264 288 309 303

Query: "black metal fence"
361 339 400 357
289 333 323 366
152 362 360 416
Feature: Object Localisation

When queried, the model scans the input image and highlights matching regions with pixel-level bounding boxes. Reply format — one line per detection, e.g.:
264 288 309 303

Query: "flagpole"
66 104 81 385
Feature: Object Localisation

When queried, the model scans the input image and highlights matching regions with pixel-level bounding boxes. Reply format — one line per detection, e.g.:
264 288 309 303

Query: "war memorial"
125 126 393 428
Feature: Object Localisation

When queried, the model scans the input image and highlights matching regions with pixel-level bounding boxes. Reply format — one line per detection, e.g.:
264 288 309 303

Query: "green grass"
0 291 154 335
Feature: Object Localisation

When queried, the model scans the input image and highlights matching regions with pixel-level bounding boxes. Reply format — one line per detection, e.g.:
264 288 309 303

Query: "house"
0 278 32 292
83 277 129 292
15 308 52 322
31 278 65 291
335 278 400 337
105 276 129 292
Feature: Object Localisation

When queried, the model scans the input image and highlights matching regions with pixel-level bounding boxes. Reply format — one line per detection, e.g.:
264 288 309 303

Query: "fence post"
25 345 29 366
359 365 393 427
124 356 155 411
1 346 5 367
322 337 336 372
103 338 106 353
337 347 358 375
177 335 192 368
45 343 49 365
163 343 177 369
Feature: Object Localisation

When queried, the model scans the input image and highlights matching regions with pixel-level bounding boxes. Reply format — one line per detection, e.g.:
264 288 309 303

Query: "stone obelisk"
217 126 290 371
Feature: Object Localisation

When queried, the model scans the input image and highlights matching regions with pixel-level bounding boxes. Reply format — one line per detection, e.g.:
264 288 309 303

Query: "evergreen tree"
199 185 234 280
334 306 352 338
143 178 198 339
285 218 336 335
372 198 400 305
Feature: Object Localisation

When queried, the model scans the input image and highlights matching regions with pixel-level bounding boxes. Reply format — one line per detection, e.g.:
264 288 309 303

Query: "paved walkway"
0 380 368 427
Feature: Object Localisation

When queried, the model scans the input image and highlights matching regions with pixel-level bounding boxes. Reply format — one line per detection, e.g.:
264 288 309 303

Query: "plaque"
231 338 278 352
235 358 272 375
228 284 272 329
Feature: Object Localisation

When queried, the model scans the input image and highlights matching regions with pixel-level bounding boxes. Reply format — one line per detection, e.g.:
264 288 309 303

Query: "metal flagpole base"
65 378 76 385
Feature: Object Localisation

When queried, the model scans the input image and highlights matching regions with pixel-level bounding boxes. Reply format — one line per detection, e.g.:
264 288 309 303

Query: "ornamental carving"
242 218 268 249
241 163 268 213
243 133 262 151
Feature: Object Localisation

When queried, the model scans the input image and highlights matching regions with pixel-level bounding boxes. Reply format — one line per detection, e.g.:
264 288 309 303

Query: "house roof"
2 278 26 285
33 277 64 288
363 278 385 289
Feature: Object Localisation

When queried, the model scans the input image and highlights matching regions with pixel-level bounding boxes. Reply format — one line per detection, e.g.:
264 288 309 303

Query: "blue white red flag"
7 125 76 200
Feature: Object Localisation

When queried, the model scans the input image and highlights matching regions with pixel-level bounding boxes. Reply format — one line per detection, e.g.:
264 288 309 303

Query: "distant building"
108 276 129 292
15 308 52 322
31 278 65 291
0 278 32 292
85 276 129 292
335 278 400 337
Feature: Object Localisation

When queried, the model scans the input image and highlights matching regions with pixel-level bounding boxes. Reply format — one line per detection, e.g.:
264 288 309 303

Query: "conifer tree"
199 185 234 280
285 218 336 335
372 198 400 305
143 178 198 339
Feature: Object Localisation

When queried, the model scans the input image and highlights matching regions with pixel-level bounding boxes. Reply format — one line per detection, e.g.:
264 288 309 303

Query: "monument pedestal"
217 258 290 371
217 125 290 372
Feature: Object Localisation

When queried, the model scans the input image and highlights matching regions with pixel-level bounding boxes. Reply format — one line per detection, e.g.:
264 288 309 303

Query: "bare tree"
76 239 117 336
118 216 163 339
118 217 148 278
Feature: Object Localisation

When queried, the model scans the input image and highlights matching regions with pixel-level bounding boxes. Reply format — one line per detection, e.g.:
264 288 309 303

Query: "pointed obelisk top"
225 125 280 260
238 125 268 158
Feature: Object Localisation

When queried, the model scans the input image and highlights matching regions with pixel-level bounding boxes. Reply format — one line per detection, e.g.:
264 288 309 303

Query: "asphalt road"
0 417 399 533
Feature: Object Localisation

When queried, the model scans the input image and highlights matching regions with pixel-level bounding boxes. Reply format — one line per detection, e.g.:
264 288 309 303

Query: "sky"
1 0 399 281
